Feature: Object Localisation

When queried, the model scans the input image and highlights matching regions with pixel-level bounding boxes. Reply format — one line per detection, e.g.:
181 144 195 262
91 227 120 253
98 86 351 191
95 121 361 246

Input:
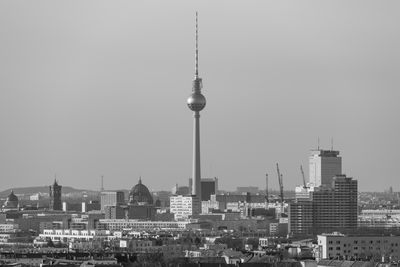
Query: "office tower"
49 180 62 211
309 149 342 187
100 191 125 211
201 178 218 201
188 177 218 201
289 175 358 236
187 13 206 214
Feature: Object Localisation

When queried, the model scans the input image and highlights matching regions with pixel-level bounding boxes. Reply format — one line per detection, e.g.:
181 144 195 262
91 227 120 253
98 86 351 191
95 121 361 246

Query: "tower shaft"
192 111 201 199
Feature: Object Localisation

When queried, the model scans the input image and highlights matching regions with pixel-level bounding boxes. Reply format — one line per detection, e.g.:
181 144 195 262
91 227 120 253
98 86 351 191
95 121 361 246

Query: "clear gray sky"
0 1 399 192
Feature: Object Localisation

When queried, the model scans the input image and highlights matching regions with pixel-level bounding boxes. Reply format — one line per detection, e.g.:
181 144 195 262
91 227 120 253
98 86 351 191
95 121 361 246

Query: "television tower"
187 12 206 210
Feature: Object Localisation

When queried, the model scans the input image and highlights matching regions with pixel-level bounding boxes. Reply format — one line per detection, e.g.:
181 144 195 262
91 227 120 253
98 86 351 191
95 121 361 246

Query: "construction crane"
300 165 307 188
276 163 284 204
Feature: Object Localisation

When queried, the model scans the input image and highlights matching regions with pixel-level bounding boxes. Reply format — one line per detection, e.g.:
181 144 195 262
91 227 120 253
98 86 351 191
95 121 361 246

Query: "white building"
39 229 115 243
0 224 19 233
309 149 341 188
358 210 400 229
170 195 199 221
30 193 42 201
98 219 189 231
318 232 400 260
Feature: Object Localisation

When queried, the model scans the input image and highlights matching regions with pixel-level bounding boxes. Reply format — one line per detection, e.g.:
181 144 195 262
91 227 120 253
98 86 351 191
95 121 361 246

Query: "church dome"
129 178 153 205
3 190 19 209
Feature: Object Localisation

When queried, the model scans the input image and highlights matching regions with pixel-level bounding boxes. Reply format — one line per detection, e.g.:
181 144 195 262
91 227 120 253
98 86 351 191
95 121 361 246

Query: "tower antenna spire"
195 11 199 78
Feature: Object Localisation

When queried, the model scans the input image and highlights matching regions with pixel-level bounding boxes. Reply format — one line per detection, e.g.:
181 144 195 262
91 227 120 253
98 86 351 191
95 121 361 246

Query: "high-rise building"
170 195 200 221
289 175 358 236
100 191 125 212
201 178 218 201
289 148 358 236
49 180 62 211
188 177 218 201
309 149 342 187
187 13 206 215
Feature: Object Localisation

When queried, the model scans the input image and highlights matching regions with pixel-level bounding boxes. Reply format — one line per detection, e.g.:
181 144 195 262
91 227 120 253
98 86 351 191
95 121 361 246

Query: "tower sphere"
187 93 206 111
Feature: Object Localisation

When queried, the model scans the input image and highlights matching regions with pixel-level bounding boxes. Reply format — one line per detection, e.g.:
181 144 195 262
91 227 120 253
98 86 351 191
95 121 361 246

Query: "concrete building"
201 177 218 201
82 201 101 213
98 219 189 231
189 177 218 201
49 180 62 211
39 229 115 243
289 175 358 236
100 191 125 211
104 205 125 219
358 210 400 230
318 232 400 260
236 186 259 194
170 195 199 221
127 204 155 220
309 149 342 188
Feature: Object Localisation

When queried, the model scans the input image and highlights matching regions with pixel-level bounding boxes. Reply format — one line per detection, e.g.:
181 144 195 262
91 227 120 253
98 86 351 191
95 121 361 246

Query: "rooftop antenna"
317 137 320 150
195 11 199 79
101 175 104 192
331 137 334 151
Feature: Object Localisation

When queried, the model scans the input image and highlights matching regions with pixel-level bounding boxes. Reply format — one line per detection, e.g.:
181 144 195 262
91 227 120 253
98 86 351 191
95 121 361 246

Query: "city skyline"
0 1 399 192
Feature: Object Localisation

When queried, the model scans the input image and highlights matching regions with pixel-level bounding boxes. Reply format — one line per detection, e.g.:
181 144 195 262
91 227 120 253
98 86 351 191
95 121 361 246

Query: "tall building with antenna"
187 12 206 215
49 179 62 211
309 149 342 188
290 148 357 236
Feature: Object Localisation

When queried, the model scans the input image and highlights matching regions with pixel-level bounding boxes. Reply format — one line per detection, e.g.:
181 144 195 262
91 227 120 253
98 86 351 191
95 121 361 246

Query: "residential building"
289 175 358 236
98 219 189 231
318 232 400 260
170 195 199 221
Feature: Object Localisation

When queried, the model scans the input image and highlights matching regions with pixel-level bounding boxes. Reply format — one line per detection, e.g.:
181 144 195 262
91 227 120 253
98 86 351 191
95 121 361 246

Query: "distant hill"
0 186 98 198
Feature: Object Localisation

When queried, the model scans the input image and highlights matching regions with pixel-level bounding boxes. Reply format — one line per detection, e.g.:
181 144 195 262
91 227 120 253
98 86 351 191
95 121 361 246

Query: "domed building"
127 178 155 220
2 190 19 211
129 177 153 205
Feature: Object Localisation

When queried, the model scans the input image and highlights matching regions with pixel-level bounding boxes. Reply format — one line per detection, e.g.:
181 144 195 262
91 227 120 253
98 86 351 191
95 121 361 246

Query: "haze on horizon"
0 1 399 193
